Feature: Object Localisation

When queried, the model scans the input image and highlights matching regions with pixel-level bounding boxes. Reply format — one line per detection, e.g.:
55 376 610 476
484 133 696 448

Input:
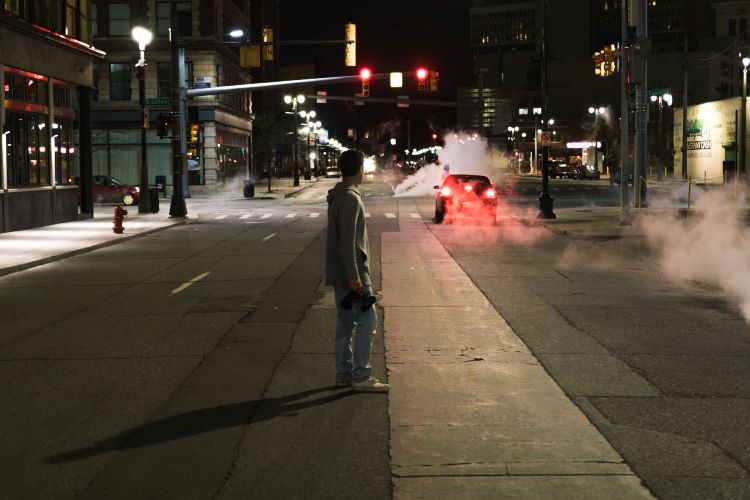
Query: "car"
74 175 141 205
576 163 601 180
434 174 497 224
325 165 341 178
548 161 577 179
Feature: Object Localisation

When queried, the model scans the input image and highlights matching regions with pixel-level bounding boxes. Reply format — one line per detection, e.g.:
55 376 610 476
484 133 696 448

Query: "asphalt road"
1 176 748 498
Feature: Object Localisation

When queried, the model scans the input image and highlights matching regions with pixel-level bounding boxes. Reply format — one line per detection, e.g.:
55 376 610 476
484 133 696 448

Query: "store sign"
194 77 211 89
674 97 738 184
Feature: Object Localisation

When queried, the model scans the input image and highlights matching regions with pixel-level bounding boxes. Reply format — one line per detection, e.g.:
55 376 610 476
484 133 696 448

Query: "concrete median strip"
380 228 654 498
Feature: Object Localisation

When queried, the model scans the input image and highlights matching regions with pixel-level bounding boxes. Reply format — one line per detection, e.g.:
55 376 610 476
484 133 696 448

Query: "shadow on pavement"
46 386 353 464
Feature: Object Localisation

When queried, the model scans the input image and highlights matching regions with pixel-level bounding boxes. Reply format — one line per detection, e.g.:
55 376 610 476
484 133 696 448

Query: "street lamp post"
132 26 153 214
649 94 672 180
588 106 605 179
742 57 749 188
284 94 305 186
538 0 555 218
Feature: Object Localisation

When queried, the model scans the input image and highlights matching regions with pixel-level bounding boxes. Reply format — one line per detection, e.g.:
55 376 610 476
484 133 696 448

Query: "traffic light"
428 70 439 92
189 123 200 143
416 67 427 91
345 23 356 67
360 67 371 97
156 114 170 138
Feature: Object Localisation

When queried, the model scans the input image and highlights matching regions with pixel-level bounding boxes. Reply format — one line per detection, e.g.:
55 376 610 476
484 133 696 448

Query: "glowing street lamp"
284 94 306 185
132 26 153 213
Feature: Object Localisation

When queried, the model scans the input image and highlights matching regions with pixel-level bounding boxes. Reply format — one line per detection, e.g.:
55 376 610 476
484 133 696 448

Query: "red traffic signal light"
416 67 428 91
359 67 372 80
431 133 438 140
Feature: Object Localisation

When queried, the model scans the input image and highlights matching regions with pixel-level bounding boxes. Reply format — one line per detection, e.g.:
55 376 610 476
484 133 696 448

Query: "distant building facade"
1 0 104 233
91 0 253 193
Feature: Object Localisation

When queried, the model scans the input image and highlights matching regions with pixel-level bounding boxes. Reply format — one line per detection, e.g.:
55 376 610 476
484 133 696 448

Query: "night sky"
279 0 473 150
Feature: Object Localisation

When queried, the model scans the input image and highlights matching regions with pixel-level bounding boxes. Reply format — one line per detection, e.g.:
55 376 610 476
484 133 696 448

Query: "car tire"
122 193 136 206
434 209 444 224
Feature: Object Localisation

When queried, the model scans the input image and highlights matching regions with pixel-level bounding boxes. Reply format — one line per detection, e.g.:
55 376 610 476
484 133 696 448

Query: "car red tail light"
485 188 496 198
440 186 452 196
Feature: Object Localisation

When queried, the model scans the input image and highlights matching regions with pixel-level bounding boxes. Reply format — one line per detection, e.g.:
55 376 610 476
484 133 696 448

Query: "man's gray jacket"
325 182 371 288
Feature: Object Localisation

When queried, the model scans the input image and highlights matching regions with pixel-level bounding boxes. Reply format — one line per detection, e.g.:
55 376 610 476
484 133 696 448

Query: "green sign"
144 98 170 106
648 87 671 97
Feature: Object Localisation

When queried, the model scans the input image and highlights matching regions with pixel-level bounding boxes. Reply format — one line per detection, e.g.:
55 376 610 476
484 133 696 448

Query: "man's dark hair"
339 150 364 177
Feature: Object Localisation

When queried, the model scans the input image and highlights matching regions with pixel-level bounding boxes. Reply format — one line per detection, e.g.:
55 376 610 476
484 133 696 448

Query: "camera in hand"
340 290 377 311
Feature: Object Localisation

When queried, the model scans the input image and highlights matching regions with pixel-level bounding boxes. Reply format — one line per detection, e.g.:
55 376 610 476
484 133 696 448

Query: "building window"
109 63 132 100
91 3 98 36
156 1 191 36
108 3 130 36
730 18 737 37
741 18 748 38
157 61 193 97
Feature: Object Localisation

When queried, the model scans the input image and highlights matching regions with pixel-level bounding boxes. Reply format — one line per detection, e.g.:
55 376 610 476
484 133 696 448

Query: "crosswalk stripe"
261 213 273 219
215 214 228 220
262 233 277 242
285 213 296 218
240 214 253 219
410 213 421 219
385 213 396 218
309 213 320 218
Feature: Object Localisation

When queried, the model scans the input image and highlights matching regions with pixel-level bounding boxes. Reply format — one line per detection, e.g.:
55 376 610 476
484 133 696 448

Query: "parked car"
325 165 341 178
548 161 578 179
576 163 601 180
434 174 497 224
74 175 140 205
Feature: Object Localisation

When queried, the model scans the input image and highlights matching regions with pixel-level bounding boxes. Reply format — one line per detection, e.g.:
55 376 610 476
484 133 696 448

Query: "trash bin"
155 175 166 197
243 178 255 198
149 187 159 213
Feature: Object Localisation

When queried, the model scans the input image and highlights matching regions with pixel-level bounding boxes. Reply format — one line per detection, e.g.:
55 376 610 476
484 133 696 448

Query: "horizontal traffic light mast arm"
185 73 392 98
305 94 474 108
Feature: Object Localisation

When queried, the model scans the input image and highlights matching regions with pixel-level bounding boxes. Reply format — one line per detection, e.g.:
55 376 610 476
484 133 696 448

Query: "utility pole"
620 0 631 224
538 0 555 219
633 0 649 206
168 5 187 217
682 33 688 181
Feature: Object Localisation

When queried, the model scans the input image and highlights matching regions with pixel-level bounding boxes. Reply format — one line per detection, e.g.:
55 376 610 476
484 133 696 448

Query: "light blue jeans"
334 284 377 383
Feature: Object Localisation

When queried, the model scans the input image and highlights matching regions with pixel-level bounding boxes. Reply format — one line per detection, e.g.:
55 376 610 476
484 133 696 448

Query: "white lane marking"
410 213 421 219
567 187 576 191
171 272 210 295
385 213 397 219
215 214 228 220
245 222 267 224
365 212 371 218
240 213 253 219
309 213 320 218
261 213 273 219
263 233 277 242
285 213 296 218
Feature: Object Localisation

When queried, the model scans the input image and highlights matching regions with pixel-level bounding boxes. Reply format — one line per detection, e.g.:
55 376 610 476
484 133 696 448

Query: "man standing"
326 150 389 393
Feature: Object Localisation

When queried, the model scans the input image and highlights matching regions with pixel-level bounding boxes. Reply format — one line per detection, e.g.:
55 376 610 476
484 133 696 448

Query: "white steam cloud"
394 132 508 197
639 187 750 321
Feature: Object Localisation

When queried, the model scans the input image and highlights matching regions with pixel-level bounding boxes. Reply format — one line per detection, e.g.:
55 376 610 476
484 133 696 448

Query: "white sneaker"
351 377 390 393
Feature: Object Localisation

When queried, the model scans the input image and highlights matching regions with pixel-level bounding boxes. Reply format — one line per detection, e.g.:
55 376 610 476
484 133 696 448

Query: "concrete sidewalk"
381 205 654 498
0 177 317 277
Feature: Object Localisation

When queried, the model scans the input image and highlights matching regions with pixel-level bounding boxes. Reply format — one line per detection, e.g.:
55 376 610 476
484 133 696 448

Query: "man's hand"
348 278 363 293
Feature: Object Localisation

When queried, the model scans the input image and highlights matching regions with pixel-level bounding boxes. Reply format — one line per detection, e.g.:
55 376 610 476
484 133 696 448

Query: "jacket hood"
327 182 359 204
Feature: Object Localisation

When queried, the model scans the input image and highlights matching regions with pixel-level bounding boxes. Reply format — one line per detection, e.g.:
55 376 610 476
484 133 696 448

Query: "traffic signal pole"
620 0 631 224
538 0 555 219
169 5 187 217
633 0 649 207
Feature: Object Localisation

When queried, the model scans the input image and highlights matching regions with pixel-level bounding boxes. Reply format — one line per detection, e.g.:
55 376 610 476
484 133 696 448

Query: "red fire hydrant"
113 206 127 234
